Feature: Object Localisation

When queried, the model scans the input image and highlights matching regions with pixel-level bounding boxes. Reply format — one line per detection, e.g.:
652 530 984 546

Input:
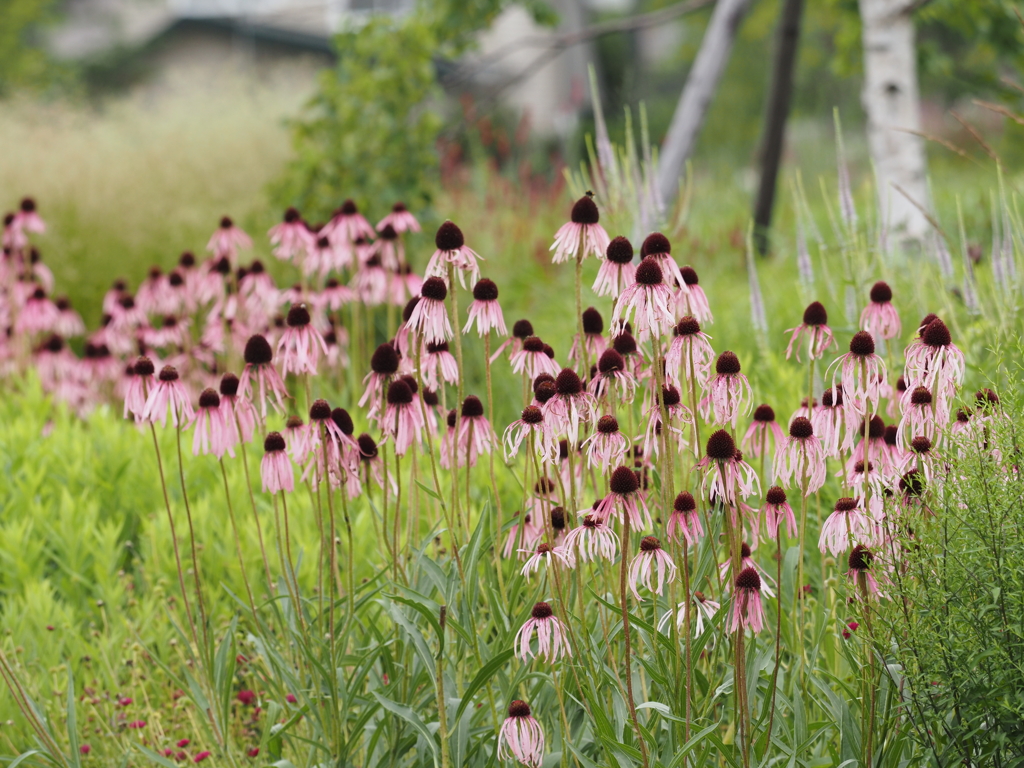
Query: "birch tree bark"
656 0 752 208
858 0 929 241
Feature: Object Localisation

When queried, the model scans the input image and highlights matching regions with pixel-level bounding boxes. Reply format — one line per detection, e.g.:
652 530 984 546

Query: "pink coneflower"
542 368 596 445
285 415 311 465
785 301 836 361
628 536 677 600
13 197 45 240
511 336 561 379
514 602 571 662
219 373 256 448
819 497 874 556
847 545 883 599
304 235 341 277
774 417 827 494
350 254 388 305
904 318 964 404
698 430 760 507
268 207 314 262
563 512 619 562
643 385 691 458
665 316 715 390
463 278 507 337
592 235 636 297
901 435 942 487
847 415 889 473
504 405 559 464
498 701 545 768
142 366 194 427
612 331 645 377
503 511 543 559
207 216 252 261
50 297 84 338
812 387 844 457
593 466 653 530
641 232 684 287
189 389 232 458
326 200 376 247
667 491 704 545
17 287 59 334
373 224 403 271
550 193 610 264
240 334 289 419
719 541 776 597
898 386 941 450
660 590 721 637
676 266 713 324
860 281 901 340
123 357 154 421
827 331 887 419
381 380 425 457
276 304 326 376
743 404 785 460
728 567 765 634
611 257 675 340
570 307 608 363
377 201 420 234
700 351 753 428
407 277 453 345
142 315 190 350
425 221 481 288
419 340 457 390
582 415 629 471
359 342 400 412
846 460 883 497
588 348 638 403
136 267 171 316
763 486 796 538
520 542 575 579
457 395 496 466
490 318 534 363
898 468 927 507
261 432 294 493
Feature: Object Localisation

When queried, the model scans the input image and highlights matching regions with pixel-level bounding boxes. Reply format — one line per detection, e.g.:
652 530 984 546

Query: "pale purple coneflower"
456 395 496 467
845 460 883 498
285 415 310 465
425 221 481 288
504 405 559 464
612 331 645 378
819 497 875 556
490 318 534 364
667 491 704 546
376 201 420 234
763 486 796 538
142 316 190 350
643 385 691 458
846 415 889 472
899 436 942 488
563 512 619 562
587 348 638 403
373 224 403 272
660 590 721 637
463 278 507 337
8 198 45 246
847 545 883 599
304 235 341 278
351 254 389 306
827 331 887 420
239 334 289 419
510 336 559 380
135 267 172 316
641 232 684 291
381 380 425 457
611 257 675 340
698 430 761 507
582 415 629 472
904 318 964 405
357 433 394 493
514 602 571 662
388 262 422 307
774 417 827 495
16 287 59 334
665 316 715 390
317 277 355 314
898 386 941 450
359 342 400 413
407 277 453 345
676 266 713 325
700 351 753 428
860 281 901 341
719 541 776 598
592 235 636 297
497 701 545 768
261 432 294 494
785 301 836 361
542 368 597 446
142 366 194 427
550 193 610 264
812 387 844 458
268 207 315 262
503 511 543 559
207 216 252 261
570 307 608 363
727 567 765 634
742 404 785 461
219 373 256 449
189 389 232 458
321 199 375 245
421 340 459 390
123 356 155 422
628 536 677 601
520 542 575 579
593 466 653 530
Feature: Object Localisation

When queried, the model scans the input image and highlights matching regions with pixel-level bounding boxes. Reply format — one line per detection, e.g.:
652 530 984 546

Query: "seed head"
675 316 700 336
835 497 859 512
740 542 751 558
422 389 439 407
421 277 448 302
523 336 545 354
662 385 681 407
680 266 699 285
472 278 498 302
20 197 36 213
555 368 583 396
705 429 736 461
870 282 892 303
357 433 378 459
922 318 951 348
715 351 741 375
402 297 420 322
134 356 155 377
911 436 931 454
531 602 553 620
435 221 464 251
332 408 354 435
597 349 625 375
534 381 556 404
753 404 775 423
220 215 233 228
849 331 875 356
521 406 543 425
900 469 924 497
550 507 565 530
674 492 696 512
612 332 637 356
461 395 484 418
735 567 761 591
286 416 304 430
286 304 311 327
264 432 286 452
634 257 664 286
244 335 274 366
387 381 413 405
956 409 970 424
535 477 556 495
179 251 195 268
158 366 179 382
507 700 532 718
848 545 873 571
446 409 457 429
789 417 813 439
582 307 603 335
639 536 661 552
802 301 828 326
426 340 449 354
975 388 1000 407
370 343 399 375
339 199 358 215
570 195 600 224
198 389 220 409
606 236 634 264
609 465 640 495
910 387 932 406
512 319 534 339
917 313 939 335
766 486 787 506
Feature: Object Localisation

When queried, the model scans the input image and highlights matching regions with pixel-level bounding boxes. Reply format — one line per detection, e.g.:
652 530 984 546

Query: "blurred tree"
274 0 556 222
0 0 66 95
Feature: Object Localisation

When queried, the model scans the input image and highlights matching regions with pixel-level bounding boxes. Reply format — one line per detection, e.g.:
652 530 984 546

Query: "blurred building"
48 0 595 137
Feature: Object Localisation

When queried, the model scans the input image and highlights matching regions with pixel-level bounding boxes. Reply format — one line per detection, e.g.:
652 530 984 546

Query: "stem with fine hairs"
619 513 650 768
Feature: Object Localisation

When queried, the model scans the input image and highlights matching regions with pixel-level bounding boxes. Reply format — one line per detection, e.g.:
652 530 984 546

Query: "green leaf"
453 647 514 726
371 692 440 768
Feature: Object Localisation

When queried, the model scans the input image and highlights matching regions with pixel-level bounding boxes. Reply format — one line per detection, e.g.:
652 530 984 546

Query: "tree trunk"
858 0 929 241
656 0 752 208
752 0 804 255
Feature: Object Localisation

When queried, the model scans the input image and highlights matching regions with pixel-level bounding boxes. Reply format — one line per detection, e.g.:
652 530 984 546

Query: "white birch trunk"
656 0 752 207
858 0 930 241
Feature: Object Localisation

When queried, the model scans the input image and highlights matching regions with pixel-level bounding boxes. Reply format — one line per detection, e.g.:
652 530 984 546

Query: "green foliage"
0 0 67 95
883 380 1024 766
